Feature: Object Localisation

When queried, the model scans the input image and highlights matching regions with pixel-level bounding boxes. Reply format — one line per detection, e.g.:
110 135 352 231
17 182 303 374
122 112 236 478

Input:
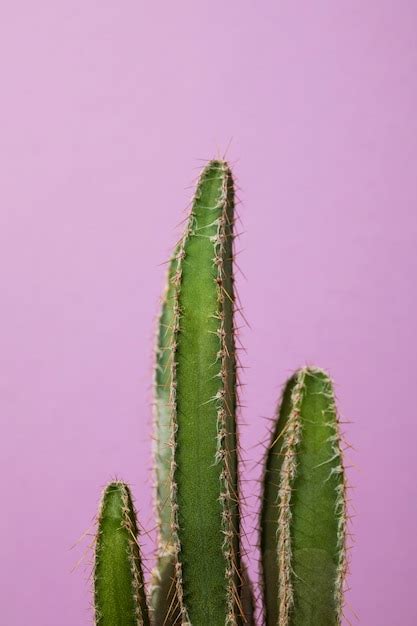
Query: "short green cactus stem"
164 160 241 625
94 482 150 626
261 367 348 626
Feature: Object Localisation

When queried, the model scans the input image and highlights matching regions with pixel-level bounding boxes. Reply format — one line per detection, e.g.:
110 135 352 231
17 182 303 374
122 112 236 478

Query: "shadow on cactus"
91 160 350 625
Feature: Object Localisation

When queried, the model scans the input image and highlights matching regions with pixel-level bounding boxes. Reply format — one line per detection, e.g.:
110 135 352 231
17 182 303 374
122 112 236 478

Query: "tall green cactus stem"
94 482 150 626
261 367 347 626
168 160 240 625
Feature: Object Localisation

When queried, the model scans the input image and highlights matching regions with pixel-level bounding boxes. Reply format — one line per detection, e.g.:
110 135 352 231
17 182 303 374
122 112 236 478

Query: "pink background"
1 2 416 624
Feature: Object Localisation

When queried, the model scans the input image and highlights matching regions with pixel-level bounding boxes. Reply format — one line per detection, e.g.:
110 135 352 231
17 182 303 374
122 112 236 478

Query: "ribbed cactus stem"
155 254 177 547
152 252 181 625
167 160 240 625
94 482 149 626
261 367 348 626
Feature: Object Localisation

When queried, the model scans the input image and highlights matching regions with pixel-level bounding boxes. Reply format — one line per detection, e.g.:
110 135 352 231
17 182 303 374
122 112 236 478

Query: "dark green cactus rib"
261 367 347 626
94 482 150 626
168 160 240 625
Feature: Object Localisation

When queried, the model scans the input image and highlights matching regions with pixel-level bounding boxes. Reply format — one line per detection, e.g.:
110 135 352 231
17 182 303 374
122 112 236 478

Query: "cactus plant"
94 482 149 625
261 368 348 626
155 159 240 625
151 246 180 625
90 160 349 626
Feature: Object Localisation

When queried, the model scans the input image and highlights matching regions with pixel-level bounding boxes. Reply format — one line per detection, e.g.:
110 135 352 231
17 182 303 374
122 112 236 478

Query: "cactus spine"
164 160 240 625
94 482 150 626
260 367 347 626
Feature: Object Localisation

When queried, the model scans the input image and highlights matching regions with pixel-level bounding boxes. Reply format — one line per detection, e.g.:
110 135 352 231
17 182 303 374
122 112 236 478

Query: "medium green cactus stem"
169 160 240 625
152 251 181 625
94 482 150 626
261 367 347 626
155 254 177 547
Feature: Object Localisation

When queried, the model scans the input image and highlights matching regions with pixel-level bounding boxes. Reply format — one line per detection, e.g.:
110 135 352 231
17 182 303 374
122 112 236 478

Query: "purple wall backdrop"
1 2 416 624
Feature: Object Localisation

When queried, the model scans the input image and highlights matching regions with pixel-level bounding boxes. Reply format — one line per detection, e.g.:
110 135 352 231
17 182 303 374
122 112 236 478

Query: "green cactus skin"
167 160 241 625
261 367 347 626
94 482 150 626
